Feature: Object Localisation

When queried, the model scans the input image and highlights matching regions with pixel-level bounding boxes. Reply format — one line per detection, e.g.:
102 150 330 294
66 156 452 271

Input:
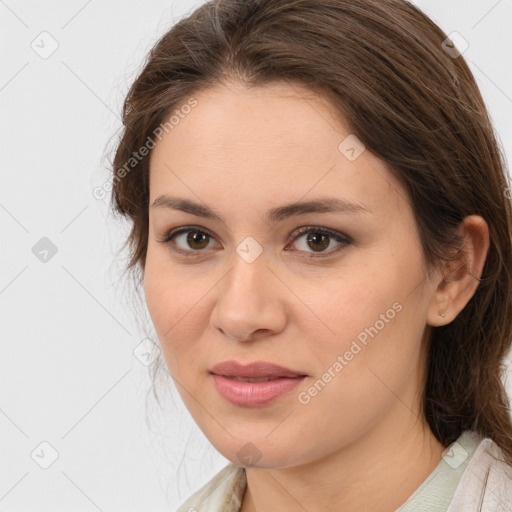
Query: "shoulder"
175 463 246 512
447 435 512 512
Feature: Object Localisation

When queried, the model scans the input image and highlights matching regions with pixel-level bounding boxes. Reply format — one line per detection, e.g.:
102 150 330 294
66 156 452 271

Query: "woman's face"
144 81 440 468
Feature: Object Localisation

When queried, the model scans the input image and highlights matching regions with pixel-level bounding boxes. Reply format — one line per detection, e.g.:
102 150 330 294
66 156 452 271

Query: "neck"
240 418 445 512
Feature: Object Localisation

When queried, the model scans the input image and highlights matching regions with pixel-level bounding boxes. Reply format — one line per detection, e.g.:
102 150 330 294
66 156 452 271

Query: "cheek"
144 253 192 346
144 242 195 325
294 299 423 450
144 264 177 333
143 252 217 375
299 267 403 347
300 259 425 386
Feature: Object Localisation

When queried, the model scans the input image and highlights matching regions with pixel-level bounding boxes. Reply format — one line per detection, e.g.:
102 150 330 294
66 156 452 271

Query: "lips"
210 360 306 379
209 360 307 407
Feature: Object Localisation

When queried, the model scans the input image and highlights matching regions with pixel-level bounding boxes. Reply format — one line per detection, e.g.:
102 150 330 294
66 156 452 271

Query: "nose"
210 249 287 342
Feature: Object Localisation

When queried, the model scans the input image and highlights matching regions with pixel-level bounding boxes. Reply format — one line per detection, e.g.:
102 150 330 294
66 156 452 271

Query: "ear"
427 215 490 326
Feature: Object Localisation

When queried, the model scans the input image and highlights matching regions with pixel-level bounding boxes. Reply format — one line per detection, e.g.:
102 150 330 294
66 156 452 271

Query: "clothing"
396 430 481 511
176 430 512 511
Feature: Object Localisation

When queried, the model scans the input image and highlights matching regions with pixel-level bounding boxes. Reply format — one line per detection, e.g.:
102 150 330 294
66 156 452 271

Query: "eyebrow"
151 195 371 224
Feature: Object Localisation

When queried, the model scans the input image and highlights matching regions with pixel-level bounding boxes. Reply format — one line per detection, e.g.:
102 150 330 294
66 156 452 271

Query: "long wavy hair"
109 0 512 466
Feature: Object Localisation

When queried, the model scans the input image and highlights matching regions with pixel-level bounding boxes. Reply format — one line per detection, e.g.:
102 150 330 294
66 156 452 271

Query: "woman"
110 0 512 510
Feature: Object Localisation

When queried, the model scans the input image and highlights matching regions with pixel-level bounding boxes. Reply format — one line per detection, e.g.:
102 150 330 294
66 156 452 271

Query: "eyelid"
286 225 351 245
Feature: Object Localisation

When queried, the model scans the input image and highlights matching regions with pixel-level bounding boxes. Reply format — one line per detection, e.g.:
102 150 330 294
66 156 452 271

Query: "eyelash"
157 225 352 259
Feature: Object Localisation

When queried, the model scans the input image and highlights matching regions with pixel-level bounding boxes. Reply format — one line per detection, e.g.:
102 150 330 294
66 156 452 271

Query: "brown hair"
110 0 512 465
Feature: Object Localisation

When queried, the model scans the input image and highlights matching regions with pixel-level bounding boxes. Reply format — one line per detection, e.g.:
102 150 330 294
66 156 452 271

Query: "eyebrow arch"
150 195 372 224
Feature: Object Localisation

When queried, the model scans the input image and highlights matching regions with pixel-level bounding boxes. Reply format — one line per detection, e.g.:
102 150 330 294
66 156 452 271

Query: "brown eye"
305 232 330 252
288 226 351 257
159 227 219 255
185 231 211 250
159 225 351 259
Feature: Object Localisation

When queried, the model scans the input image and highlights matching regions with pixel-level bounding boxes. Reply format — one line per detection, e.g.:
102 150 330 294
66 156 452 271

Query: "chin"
211 435 307 469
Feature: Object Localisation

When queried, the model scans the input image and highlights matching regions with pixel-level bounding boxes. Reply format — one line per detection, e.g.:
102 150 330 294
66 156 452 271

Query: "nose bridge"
224 237 268 304
211 237 286 340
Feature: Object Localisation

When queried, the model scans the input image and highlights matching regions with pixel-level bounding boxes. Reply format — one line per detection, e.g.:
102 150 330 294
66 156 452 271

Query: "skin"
144 80 489 512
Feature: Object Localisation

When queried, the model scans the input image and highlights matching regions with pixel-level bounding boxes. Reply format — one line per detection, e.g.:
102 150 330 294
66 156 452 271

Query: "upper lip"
210 360 306 378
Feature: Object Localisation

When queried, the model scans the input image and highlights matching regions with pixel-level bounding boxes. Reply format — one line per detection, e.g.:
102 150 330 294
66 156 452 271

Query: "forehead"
148 81 403 218
152 81 348 159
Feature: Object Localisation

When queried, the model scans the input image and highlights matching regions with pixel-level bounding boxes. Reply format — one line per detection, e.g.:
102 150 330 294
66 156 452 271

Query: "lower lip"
211 374 306 407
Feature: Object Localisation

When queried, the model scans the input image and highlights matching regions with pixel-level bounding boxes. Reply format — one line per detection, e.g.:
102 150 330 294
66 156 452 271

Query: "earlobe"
426 215 490 327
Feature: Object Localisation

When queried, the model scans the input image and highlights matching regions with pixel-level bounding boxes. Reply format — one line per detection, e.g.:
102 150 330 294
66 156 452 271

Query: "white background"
1 1 511 511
